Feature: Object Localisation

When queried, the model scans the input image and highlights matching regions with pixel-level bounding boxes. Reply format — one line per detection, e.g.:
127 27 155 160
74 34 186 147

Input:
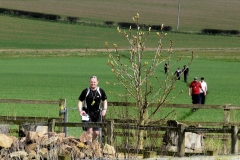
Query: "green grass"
0 6 239 138
0 53 239 106
0 0 239 32
0 15 240 50
0 54 239 128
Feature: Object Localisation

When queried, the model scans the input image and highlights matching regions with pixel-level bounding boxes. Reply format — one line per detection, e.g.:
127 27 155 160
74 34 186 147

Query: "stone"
36 126 48 135
92 141 102 158
39 148 48 158
0 134 13 148
42 136 58 146
0 125 9 135
9 151 28 158
28 150 37 159
103 144 115 156
26 143 37 153
25 131 39 143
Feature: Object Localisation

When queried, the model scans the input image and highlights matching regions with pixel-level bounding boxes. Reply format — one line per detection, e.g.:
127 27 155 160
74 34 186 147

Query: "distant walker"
199 77 208 104
188 77 206 111
182 65 189 83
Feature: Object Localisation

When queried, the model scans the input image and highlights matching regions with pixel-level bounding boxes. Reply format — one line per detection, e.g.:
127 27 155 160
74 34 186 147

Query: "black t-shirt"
78 87 107 112
183 68 189 75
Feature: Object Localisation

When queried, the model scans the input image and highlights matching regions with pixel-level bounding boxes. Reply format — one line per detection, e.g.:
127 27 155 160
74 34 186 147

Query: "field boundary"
0 99 240 157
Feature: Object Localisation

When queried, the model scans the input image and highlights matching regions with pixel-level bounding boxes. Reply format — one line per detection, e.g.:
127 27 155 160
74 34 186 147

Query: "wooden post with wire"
107 120 114 145
48 118 56 132
231 125 238 154
222 104 230 154
177 124 185 157
59 99 66 133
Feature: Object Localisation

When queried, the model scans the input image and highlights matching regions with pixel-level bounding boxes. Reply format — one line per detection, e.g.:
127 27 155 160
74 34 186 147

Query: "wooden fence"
52 120 239 157
0 99 240 157
106 102 240 156
0 98 66 133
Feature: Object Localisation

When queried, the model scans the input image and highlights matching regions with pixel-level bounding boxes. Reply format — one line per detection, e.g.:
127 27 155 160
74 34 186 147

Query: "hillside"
0 0 239 32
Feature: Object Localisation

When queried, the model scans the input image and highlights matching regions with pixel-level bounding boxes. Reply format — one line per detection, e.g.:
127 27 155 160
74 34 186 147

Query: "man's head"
89 76 99 90
201 77 204 81
194 77 198 81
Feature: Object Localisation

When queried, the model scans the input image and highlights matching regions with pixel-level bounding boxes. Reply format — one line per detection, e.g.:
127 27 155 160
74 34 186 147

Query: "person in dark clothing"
164 62 168 74
174 67 182 80
182 65 189 83
78 76 108 142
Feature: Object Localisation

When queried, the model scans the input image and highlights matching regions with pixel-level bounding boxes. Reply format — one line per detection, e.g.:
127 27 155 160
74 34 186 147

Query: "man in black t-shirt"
182 65 189 83
78 76 107 142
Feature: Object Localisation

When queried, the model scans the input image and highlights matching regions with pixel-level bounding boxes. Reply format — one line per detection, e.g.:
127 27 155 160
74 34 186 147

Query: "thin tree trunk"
137 109 148 149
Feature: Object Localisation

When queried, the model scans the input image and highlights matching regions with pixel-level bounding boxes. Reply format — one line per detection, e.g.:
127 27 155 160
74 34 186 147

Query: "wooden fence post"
107 120 114 145
48 119 56 132
223 107 230 154
177 124 185 157
231 125 238 154
59 99 66 133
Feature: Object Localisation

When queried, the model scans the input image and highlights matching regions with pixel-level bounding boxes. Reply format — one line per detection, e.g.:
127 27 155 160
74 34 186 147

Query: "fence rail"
0 99 59 104
0 116 62 125
0 117 238 156
0 99 240 157
52 120 238 157
0 98 66 134
108 102 240 110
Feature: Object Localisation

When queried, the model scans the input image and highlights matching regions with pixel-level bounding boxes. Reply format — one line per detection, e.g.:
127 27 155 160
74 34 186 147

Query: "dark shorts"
192 94 200 104
82 109 101 131
199 93 206 104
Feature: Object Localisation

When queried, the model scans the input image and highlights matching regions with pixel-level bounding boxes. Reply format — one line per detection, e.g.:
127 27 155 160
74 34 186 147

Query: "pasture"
0 15 240 50
0 52 239 130
0 1 239 139
0 0 240 32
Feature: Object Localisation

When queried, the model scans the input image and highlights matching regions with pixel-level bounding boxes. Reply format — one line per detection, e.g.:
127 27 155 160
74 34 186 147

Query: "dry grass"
0 0 239 31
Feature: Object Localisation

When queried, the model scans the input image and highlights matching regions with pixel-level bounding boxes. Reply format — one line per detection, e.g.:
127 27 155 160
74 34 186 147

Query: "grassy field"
0 15 240 50
0 0 239 32
0 2 239 139
0 52 239 137
0 53 239 107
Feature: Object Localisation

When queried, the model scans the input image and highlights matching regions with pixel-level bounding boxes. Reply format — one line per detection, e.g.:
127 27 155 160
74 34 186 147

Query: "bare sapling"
105 13 193 150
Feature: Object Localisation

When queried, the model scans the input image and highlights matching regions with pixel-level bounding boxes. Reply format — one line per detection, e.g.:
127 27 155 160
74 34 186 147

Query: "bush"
202 29 239 35
151 25 172 31
66 16 79 23
104 21 114 26
0 7 60 21
117 22 172 31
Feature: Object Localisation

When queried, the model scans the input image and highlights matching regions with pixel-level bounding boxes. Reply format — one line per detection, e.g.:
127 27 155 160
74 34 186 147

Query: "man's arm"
101 100 108 116
188 87 191 96
78 100 85 116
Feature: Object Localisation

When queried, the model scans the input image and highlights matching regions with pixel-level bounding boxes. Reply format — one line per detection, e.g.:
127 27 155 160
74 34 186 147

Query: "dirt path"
0 48 239 53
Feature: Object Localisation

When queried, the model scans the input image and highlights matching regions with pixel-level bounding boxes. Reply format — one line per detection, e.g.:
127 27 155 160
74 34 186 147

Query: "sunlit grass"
1 52 239 137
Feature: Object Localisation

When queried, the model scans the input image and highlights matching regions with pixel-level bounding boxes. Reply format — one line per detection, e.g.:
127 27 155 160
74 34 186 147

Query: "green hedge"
202 29 239 35
0 7 60 20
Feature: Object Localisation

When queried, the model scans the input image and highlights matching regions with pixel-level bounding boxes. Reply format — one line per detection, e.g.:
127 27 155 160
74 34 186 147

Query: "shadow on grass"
178 109 195 121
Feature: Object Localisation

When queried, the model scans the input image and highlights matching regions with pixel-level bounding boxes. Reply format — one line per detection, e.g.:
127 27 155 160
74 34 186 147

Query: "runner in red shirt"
188 77 206 111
